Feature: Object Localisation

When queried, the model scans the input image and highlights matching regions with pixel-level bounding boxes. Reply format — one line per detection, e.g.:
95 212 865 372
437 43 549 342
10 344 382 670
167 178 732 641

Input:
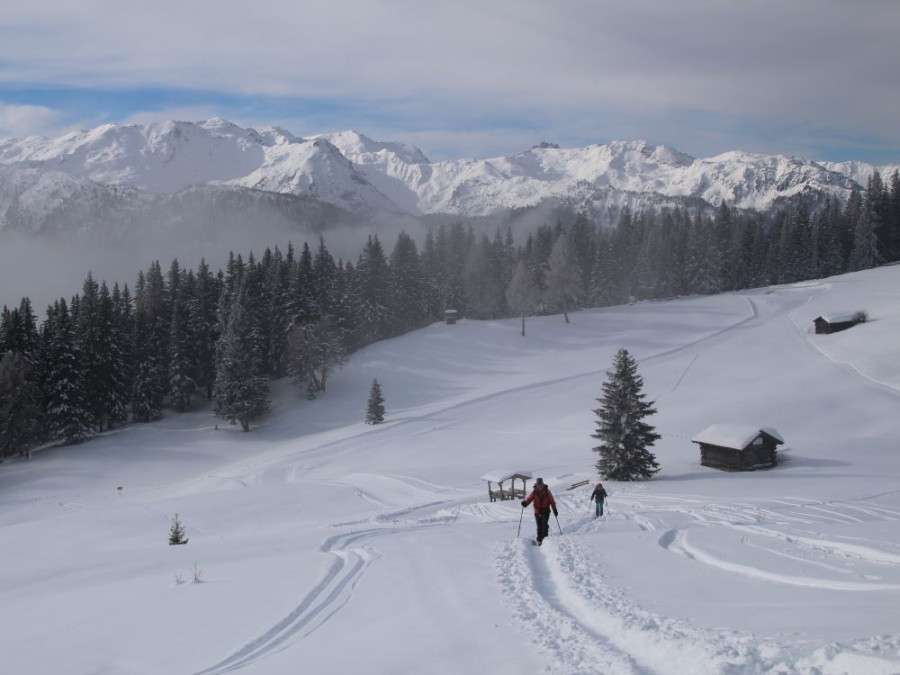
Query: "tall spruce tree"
0 300 41 458
389 232 427 331
592 348 661 481
365 378 385 424
0 350 41 459
463 234 503 320
354 235 393 347
41 299 92 444
106 284 134 427
168 291 195 412
131 275 165 423
506 258 539 337
544 232 583 323
191 260 221 399
213 281 269 431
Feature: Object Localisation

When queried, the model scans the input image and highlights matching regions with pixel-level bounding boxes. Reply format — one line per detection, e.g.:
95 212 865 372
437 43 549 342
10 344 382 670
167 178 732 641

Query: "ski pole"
517 505 525 537
554 513 562 535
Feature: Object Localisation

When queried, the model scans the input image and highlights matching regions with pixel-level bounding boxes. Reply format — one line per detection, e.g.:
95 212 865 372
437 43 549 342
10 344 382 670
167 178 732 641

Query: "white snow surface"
0 119 891 217
3 265 900 674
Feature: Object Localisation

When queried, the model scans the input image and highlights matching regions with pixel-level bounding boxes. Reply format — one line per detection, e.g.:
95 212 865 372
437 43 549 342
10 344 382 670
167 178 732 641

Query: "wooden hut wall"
700 445 744 471
742 443 777 469
700 442 777 471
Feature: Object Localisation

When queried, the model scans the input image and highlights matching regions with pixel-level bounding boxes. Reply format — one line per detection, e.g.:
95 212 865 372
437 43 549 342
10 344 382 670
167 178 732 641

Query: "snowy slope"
820 159 900 190
2 265 900 674
1 119 892 223
0 120 397 214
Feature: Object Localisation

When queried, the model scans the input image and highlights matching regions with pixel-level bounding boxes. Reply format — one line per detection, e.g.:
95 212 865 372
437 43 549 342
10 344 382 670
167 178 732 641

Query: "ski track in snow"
496 488 900 674
497 536 789 675
193 516 451 675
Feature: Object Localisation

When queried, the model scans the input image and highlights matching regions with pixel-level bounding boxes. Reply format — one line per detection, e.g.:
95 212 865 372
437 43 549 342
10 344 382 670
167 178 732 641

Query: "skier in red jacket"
521 478 557 545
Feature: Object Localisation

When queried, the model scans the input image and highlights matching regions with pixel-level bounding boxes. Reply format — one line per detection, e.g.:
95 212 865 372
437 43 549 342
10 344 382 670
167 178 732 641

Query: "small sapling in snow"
168 513 189 545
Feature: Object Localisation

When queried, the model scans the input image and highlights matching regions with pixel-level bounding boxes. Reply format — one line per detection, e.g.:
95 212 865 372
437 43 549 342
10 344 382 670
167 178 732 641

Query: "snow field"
2 265 900 673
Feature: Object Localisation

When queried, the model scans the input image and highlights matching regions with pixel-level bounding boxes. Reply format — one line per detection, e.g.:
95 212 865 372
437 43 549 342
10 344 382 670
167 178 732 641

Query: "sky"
2 264 900 673
1 1 899 165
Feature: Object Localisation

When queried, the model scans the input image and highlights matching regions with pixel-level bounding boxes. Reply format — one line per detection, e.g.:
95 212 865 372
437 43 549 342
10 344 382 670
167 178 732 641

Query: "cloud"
122 105 224 127
0 102 63 138
1 1 898 162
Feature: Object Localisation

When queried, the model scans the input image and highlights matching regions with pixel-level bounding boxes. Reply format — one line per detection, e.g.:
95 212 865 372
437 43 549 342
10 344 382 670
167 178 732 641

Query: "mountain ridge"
1 118 898 236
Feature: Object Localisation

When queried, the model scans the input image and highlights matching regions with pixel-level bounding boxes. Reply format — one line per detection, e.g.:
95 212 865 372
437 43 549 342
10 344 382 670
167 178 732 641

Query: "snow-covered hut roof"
691 424 784 450
815 312 859 324
480 470 532 483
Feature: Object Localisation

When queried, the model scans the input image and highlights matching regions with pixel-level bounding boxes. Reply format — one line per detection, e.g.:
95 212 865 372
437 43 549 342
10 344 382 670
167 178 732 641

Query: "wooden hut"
481 471 532 502
813 312 861 334
692 424 784 472
444 309 459 325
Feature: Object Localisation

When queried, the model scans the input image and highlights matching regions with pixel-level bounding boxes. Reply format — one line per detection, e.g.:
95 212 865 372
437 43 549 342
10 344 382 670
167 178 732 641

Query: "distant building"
692 424 784 472
444 309 459 325
813 312 862 334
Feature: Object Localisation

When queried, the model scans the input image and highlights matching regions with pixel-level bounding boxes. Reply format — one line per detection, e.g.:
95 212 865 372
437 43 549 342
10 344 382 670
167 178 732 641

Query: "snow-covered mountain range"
1 117 897 236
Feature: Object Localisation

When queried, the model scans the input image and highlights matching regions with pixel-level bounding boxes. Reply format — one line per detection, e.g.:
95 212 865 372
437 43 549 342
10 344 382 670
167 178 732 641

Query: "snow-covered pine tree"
544 232 583 323
191 260 221 400
41 299 92 444
168 292 196 412
0 300 41 458
506 258 538 337
389 232 428 332
354 235 394 347
213 281 269 431
848 190 880 272
168 513 188 545
365 378 385 424
99 282 131 429
463 234 503 320
131 288 164 423
287 316 346 398
0 351 41 460
592 348 661 481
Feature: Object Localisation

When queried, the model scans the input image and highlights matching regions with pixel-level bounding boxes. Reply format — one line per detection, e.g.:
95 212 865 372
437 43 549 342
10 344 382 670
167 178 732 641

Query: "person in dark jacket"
590 482 608 518
521 478 557 545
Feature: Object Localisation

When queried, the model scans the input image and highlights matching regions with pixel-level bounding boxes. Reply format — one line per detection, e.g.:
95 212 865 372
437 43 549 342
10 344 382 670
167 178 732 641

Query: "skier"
590 482 608 518
521 478 557 545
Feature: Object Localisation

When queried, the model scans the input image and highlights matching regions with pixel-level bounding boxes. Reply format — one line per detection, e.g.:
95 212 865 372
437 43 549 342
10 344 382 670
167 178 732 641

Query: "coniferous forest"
1 171 899 460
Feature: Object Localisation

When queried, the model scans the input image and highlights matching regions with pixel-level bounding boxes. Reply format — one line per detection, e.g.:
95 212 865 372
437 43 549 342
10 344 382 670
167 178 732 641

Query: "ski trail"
663 528 900 591
193 520 448 675
734 523 900 566
496 539 649 674
193 546 375 675
498 536 800 675
522 491 900 673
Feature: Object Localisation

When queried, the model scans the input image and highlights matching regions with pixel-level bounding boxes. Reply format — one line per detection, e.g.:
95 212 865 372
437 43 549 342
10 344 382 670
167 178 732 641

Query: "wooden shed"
444 309 459 325
814 312 861 334
481 471 532 502
692 424 784 472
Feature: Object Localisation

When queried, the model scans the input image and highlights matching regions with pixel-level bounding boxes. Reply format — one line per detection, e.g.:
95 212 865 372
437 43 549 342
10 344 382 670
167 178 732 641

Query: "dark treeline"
1 170 898 458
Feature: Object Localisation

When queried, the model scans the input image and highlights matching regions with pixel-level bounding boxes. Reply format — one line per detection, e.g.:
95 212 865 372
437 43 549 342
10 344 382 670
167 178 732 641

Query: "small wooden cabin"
444 309 459 325
481 471 532 502
692 424 784 472
814 313 861 334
